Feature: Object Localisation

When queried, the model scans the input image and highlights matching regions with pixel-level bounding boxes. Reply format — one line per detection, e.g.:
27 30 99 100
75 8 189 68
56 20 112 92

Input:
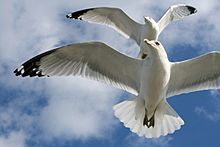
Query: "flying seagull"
14 40 220 138
66 4 197 59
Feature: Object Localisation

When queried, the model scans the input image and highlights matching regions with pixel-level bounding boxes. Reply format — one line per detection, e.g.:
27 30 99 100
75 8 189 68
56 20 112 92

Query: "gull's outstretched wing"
157 4 197 34
167 52 220 97
14 42 142 95
66 7 143 44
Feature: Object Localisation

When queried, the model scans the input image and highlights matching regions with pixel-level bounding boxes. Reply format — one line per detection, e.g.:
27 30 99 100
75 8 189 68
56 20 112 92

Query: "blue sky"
1 0 220 147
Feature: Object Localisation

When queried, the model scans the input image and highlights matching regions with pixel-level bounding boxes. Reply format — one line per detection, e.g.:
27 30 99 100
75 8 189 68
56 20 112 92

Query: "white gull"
14 39 220 138
66 4 197 59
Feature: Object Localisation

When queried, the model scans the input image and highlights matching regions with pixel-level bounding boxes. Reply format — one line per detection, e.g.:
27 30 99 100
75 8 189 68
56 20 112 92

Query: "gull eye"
155 41 160 45
141 53 147 59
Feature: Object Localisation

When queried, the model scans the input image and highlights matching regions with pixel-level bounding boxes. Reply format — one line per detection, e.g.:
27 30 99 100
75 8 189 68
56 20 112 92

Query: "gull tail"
113 98 184 138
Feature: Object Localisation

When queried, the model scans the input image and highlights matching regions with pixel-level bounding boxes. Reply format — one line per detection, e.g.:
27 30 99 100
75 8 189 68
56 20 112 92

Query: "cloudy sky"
1 0 220 147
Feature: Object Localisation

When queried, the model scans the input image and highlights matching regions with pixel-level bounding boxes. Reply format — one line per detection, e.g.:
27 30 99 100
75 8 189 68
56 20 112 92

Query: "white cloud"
195 106 220 122
195 90 220 122
0 131 26 147
125 134 173 147
39 77 121 139
1 0 220 146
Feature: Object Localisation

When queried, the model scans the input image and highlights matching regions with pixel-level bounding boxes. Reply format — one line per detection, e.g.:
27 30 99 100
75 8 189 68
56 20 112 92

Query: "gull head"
144 39 167 57
144 16 156 25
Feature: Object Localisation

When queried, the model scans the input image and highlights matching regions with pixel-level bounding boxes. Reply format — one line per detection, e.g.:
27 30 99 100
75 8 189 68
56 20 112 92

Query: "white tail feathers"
113 99 184 138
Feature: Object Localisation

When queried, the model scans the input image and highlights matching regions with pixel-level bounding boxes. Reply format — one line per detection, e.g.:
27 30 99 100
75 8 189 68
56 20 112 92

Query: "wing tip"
14 49 57 77
66 8 95 20
14 66 24 76
186 5 197 14
14 64 45 77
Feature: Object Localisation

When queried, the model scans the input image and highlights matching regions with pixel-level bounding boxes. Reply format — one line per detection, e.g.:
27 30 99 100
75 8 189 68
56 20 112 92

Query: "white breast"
139 54 170 112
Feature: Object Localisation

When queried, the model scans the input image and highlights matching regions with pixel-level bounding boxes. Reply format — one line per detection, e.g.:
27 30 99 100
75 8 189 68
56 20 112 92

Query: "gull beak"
144 39 150 45
144 16 148 19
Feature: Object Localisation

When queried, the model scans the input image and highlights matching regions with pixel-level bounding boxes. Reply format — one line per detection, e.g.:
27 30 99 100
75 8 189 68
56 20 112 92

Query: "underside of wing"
157 4 197 33
14 42 142 95
66 7 142 44
167 52 220 97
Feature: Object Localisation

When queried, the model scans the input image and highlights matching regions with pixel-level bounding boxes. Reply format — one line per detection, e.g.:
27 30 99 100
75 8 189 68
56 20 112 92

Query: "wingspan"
167 51 220 97
14 42 142 95
66 7 143 44
157 4 197 34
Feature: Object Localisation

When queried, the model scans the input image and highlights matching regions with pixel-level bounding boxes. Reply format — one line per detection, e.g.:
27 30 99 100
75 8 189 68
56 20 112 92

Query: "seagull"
14 40 220 138
66 4 197 59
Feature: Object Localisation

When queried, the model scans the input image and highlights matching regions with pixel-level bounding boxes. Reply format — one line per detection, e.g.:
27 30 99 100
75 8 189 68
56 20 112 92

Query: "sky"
1 0 220 147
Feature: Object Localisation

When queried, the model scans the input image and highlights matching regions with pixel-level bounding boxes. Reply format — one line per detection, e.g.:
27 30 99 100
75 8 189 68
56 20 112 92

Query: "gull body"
66 4 197 59
14 40 220 138
138 39 170 123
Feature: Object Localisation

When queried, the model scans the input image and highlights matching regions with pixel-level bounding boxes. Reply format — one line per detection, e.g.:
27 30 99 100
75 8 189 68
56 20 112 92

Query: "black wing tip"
66 8 95 19
186 5 197 14
13 60 44 77
14 66 23 76
14 68 21 76
14 65 45 77
14 49 56 77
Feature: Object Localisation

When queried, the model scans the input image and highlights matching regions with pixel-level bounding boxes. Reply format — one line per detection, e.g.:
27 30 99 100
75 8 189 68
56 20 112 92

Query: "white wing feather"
67 7 143 44
15 42 142 95
167 51 220 97
157 4 197 33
